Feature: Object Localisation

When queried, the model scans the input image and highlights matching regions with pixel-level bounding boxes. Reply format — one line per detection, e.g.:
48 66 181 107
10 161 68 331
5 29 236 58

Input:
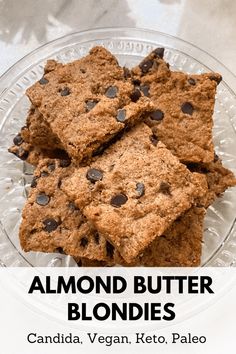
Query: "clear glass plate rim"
0 27 235 268
1 26 236 96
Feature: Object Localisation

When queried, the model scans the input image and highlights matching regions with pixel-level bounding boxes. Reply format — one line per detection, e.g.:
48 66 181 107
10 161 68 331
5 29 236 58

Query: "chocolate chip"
214 152 219 162
86 168 103 183
132 79 141 85
40 171 49 177
106 241 114 258
47 163 55 172
139 59 153 74
68 201 75 211
86 100 98 111
13 134 23 146
150 134 159 146
181 102 194 115
56 247 65 254
209 74 222 85
94 232 100 244
188 78 196 86
150 109 164 121
43 218 59 232
39 77 49 85
110 193 128 207
116 109 126 122
31 176 38 188
105 86 118 98
153 47 165 59
59 159 71 168
36 193 50 206
123 67 131 79
68 201 78 211
130 88 141 102
80 237 88 247
140 85 150 96
60 87 70 96
159 181 171 195
136 182 145 197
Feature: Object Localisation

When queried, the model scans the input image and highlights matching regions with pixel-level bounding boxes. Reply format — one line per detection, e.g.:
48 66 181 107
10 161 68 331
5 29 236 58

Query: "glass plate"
0 27 235 267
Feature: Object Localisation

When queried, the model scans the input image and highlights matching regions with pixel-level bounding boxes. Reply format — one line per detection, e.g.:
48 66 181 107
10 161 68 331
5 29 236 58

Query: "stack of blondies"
9 47 236 266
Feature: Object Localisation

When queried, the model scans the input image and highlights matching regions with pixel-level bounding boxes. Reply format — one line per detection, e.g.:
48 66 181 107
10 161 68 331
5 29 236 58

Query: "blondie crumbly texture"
62 123 207 263
78 207 205 267
21 106 63 150
9 58 65 162
21 58 64 151
132 49 221 163
113 206 205 267
77 258 108 267
8 139 68 166
26 46 153 163
20 159 116 263
74 206 205 267
187 157 236 207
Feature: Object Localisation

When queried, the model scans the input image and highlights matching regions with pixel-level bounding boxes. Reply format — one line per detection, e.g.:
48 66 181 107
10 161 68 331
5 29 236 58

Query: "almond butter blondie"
8 138 68 166
20 159 116 263
187 157 236 207
76 207 205 267
132 48 221 163
62 123 207 263
26 46 153 163
21 106 63 150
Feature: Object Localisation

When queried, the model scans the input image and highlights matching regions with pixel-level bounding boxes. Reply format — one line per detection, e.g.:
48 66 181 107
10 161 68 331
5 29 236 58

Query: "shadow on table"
0 0 135 44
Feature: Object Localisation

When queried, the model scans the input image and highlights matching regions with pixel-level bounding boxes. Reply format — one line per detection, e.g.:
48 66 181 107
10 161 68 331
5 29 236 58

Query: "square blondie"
132 48 221 163
26 47 153 163
62 123 206 263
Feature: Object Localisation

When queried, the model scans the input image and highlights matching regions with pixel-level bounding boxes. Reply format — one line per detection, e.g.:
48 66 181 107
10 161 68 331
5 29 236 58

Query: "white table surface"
0 0 235 77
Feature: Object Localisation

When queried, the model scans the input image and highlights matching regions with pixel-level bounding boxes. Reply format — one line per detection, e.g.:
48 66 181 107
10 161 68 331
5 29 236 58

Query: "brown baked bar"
21 106 63 150
186 157 236 207
8 104 66 165
20 159 116 263
131 48 221 163
21 58 64 151
19 156 224 267
76 157 236 267
26 46 153 163
8 138 68 166
76 207 205 267
62 123 207 263
20 157 206 267
10 58 65 157
112 206 205 267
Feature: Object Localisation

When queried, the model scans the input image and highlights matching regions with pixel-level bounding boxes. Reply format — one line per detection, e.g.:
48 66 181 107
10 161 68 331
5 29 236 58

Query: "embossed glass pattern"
0 28 235 267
